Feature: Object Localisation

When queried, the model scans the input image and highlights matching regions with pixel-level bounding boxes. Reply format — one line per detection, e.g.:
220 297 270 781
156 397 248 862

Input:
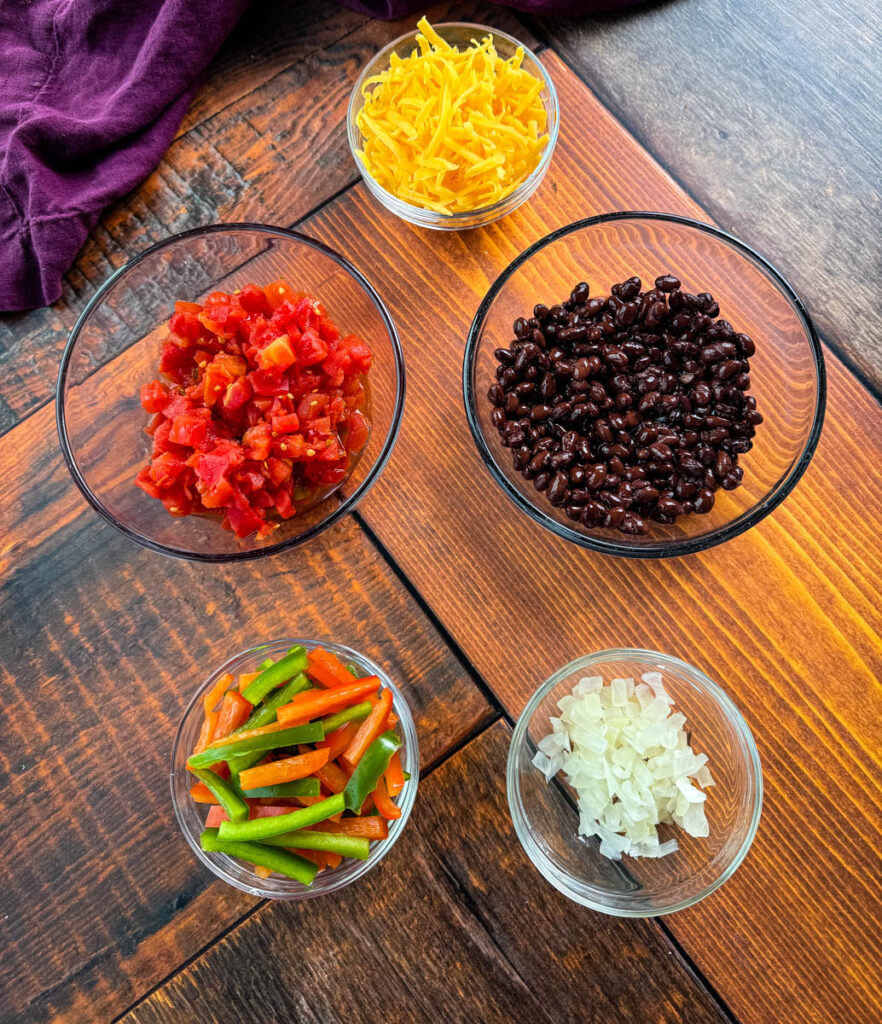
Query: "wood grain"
120 723 730 1024
0 399 494 1024
533 0 882 393
294 52 882 1024
0 0 536 437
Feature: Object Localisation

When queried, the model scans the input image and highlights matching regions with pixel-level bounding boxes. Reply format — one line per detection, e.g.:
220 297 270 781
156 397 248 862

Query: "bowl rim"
346 21 561 225
55 222 406 562
506 647 763 916
462 210 827 557
170 637 420 899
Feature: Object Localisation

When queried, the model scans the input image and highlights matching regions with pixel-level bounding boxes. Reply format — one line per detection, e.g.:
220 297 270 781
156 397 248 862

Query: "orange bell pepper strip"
307 648 357 688
305 816 389 840
372 774 402 820
189 782 219 804
384 750 405 798
315 720 360 761
339 688 393 773
236 670 262 692
276 677 381 727
194 710 219 755
313 762 350 794
212 691 253 742
253 864 273 879
203 673 234 715
238 748 329 791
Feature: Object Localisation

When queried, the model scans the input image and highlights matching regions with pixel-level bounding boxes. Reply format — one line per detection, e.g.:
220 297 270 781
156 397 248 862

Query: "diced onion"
537 672 713 859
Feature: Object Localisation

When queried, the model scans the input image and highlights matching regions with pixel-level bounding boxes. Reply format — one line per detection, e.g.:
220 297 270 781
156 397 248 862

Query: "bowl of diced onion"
507 649 762 916
347 19 559 230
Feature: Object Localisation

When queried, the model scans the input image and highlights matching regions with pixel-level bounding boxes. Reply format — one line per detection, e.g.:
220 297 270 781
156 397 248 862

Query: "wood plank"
294 52 882 1024
120 723 729 1024
0 0 536 436
532 0 882 392
0 399 493 1024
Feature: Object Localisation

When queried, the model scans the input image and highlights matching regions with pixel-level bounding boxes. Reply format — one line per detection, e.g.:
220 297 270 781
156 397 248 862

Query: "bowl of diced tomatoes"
171 638 419 899
56 224 405 560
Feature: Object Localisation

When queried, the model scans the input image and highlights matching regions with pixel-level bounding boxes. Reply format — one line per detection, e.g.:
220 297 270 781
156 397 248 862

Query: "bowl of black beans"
462 212 825 557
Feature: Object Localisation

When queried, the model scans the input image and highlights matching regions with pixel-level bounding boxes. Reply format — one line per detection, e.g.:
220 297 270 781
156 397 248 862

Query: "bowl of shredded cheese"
507 649 762 916
347 19 559 229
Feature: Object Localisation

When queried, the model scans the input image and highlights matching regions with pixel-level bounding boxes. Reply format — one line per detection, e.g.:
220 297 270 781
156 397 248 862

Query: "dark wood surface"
121 724 730 1024
303 54 882 1024
534 0 882 394
1 2 879 1024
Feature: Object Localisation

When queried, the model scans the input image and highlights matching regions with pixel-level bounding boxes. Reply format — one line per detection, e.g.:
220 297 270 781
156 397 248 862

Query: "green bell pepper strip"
343 731 402 813
228 673 313 775
200 828 317 885
190 767 249 823
345 662 360 678
240 779 321 799
317 701 373 736
187 721 323 770
261 830 370 860
241 646 308 705
217 792 345 842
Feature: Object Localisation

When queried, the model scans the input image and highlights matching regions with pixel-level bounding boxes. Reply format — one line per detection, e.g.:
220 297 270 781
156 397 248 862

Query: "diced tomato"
257 334 296 371
135 280 372 539
169 414 209 447
243 423 272 461
140 380 169 414
249 369 290 396
238 284 270 315
271 413 300 433
221 377 253 415
345 409 370 452
298 330 329 367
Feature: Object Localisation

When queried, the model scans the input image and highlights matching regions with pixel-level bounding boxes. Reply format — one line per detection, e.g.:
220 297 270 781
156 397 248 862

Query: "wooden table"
1 2 880 1023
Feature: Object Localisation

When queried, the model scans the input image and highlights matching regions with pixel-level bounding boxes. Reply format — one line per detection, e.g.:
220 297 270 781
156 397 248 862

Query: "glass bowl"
56 224 405 561
507 649 762 916
347 23 560 230
463 212 825 556
171 638 419 899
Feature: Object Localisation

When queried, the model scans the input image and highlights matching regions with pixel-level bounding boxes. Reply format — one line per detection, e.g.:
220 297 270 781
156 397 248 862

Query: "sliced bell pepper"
307 648 358 688
372 774 403 820
384 749 405 798
342 731 401 814
187 721 323 769
276 677 381 727
313 761 351 794
203 673 234 715
217 792 345 842
304 816 389 840
239 779 321 799
340 688 393 772
238 748 329 791
189 767 249 823
189 782 218 804
241 647 308 705
260 830 370 861
200 828 317 885
316 701 373 736
316 720 361 761
212 690 253 742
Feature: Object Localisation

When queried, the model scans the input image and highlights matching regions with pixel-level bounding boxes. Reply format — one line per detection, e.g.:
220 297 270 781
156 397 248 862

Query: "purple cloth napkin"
0 0 247 312
0 0 636 312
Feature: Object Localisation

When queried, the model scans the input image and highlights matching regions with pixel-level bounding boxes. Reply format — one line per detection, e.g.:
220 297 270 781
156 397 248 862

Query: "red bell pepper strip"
212 690 253 742
384 750 405 798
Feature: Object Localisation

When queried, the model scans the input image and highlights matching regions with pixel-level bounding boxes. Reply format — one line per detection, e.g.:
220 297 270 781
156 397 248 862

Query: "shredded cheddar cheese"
356 18 550 215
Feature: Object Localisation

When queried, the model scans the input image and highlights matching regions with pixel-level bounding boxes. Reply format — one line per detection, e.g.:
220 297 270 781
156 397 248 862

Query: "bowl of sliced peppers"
171 638 419 898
